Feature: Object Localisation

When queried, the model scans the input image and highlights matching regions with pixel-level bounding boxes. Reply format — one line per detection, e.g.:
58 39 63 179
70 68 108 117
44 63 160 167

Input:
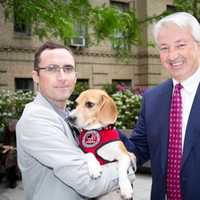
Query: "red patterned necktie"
167 83 183 200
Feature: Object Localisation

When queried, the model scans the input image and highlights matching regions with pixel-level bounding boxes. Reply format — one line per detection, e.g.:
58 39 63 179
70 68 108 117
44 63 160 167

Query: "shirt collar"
172 66 200 93
40 93 69 119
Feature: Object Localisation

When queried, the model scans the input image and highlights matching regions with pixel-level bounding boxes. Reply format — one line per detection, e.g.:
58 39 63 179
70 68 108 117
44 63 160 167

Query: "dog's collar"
81 124 115 132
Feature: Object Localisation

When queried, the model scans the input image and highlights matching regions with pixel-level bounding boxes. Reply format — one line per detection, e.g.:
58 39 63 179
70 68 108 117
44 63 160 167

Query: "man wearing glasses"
16 41 134 200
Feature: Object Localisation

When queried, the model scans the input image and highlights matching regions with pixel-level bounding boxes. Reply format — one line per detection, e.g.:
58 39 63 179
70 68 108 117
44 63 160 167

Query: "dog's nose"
67 115 77 124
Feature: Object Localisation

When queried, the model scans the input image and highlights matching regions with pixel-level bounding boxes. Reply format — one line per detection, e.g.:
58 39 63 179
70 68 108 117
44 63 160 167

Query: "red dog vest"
79 126 120 165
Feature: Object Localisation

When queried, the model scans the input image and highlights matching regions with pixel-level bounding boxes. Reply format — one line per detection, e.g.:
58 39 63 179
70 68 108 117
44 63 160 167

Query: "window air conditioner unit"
70 36 85 47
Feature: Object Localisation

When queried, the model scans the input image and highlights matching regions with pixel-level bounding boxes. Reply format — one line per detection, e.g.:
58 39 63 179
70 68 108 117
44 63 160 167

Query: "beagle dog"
68 89 136 199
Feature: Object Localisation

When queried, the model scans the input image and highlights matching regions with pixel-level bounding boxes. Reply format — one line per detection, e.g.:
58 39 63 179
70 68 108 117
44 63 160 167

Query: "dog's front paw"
85 153 103 179
119 179 133 200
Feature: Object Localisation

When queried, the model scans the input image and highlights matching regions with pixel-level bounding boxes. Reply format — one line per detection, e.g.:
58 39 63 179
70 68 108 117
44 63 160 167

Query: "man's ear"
32 70 39 84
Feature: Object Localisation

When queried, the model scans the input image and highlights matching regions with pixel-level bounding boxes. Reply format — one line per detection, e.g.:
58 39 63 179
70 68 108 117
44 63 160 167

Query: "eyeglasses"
37 64 75 74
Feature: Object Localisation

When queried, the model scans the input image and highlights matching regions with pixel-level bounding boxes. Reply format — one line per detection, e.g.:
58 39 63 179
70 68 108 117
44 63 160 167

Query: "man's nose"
56 68 66 80
167 47 179 60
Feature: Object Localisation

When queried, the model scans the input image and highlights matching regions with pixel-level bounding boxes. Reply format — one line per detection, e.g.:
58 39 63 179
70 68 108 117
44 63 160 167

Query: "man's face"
157 23 200 82
32 48 77 108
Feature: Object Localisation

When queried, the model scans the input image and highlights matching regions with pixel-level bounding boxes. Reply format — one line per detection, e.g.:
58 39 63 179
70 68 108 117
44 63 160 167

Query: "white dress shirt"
173 66 200 150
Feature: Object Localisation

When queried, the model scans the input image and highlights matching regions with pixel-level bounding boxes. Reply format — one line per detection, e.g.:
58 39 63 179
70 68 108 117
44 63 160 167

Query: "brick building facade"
0 0 172 92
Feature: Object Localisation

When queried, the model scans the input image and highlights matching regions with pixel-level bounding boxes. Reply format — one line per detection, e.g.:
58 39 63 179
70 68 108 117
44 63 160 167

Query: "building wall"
0 0 171 92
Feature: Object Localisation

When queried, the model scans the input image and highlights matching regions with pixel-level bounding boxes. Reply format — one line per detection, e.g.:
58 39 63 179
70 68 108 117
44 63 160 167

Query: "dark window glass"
112 79 132 88
13 3 31 35
15 78 33 92
166 5 177 13
110 1 129 11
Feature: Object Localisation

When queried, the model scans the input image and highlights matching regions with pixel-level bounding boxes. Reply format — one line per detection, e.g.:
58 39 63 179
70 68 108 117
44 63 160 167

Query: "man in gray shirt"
16 41 134 200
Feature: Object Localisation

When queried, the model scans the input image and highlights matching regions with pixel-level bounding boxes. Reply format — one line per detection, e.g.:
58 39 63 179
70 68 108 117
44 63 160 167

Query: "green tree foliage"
142 0 200 24
173 0 200 20
1 0 199 58
0 0 140 58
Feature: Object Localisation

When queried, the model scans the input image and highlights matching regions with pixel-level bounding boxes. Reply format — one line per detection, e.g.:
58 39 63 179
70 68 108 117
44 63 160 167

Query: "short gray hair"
153 12 200 46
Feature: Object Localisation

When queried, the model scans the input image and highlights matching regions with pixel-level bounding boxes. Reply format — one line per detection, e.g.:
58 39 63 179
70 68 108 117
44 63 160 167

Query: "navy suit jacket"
121 79 200 200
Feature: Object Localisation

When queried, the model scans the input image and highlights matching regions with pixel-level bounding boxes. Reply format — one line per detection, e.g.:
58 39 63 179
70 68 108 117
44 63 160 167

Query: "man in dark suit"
120 12 200 200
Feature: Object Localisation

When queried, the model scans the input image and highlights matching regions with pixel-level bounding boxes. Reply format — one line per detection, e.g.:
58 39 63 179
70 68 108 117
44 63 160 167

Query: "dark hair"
34 41 74 71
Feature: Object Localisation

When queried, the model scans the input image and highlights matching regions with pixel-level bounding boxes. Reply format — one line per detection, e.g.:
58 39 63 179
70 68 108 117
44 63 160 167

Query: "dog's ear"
98 94 118 125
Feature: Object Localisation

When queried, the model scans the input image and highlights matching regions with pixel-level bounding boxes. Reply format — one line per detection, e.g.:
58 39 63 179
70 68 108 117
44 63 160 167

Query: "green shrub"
103 83 143 129
112 90 142 129
0 83 143 130
0 90 34 128
102 83 119 95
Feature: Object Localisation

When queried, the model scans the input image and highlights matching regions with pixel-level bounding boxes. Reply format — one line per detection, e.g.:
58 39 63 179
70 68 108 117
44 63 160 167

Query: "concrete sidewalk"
0 173 152 200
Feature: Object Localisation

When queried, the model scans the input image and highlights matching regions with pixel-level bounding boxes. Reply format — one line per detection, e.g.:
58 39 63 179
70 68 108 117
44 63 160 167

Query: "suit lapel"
181 83 200 169
159 80 173 175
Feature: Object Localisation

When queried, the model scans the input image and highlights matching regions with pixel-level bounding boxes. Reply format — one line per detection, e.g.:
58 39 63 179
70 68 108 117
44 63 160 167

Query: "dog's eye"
85 101 95 108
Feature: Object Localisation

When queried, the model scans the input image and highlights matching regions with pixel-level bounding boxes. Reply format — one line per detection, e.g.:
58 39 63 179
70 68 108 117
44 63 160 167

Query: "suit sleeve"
119 94 150 166
17 104 120 198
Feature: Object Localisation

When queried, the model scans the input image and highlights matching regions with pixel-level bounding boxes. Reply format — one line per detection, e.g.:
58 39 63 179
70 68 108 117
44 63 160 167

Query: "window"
112 79 132 90
70 22 87 47
166 4 177 13
15 78 33 92
110 1 130 12
110 1 130 49
13 3 31 36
